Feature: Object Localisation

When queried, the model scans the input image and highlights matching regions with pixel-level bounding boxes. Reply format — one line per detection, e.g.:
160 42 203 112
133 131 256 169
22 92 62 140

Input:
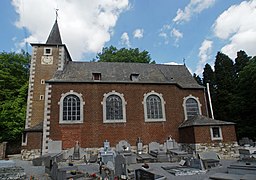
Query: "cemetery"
1 137 256 179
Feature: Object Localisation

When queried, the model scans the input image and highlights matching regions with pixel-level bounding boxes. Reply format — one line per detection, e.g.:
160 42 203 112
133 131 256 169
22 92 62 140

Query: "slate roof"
46 20 62 45
179 115 235 128
48 61 204 89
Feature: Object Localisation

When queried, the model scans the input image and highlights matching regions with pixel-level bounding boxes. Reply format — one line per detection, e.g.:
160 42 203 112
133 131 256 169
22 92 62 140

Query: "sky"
1 0 256 75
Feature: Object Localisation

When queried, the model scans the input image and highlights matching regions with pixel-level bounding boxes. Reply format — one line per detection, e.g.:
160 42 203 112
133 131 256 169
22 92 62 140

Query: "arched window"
59 91 84 124
143 91 166 122
102 91 126 123
106 95 123 120
183 95 201 120
63 95 80 121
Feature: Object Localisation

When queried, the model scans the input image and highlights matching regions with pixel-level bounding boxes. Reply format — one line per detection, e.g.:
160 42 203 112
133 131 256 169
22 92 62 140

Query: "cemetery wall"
47 83 207 150
181 141 240 159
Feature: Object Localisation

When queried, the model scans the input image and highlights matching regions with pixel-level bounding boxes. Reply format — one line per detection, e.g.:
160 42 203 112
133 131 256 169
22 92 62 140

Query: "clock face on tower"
41 56 53 64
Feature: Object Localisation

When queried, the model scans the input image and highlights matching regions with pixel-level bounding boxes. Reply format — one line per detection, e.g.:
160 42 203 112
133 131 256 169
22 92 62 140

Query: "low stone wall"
181 141 240 159
0 142 7 159
21 149 41 160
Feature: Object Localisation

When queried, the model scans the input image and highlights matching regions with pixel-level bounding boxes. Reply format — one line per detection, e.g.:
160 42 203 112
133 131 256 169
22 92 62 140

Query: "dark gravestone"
135 169 155 180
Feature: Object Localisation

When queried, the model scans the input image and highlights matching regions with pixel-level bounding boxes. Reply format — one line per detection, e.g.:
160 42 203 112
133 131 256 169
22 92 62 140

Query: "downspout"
207 83 214 119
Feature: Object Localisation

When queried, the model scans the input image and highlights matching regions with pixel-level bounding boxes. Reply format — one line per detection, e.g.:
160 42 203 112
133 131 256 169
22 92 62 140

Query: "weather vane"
55 8 59 21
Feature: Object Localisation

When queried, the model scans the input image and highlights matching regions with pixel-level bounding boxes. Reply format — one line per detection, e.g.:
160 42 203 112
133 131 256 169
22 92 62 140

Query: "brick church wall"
48 82 207 149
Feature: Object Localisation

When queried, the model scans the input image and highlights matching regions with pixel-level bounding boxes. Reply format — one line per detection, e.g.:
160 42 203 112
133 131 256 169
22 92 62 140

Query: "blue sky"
1 0 256 75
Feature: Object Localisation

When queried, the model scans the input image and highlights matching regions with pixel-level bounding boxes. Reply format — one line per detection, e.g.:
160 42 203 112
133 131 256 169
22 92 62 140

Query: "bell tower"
22 19 72 158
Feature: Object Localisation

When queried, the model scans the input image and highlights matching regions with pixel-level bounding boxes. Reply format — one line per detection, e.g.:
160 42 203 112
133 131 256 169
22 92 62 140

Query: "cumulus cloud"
120 32 130 47
213 0 256 59
133 29 144 39
11 0 129 60
195 39 213 75
173 0 215 23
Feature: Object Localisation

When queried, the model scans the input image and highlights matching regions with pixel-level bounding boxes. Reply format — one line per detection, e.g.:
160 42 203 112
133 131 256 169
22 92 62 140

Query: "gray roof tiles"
46 20 62 45
49 62 203 89
179 115 235 128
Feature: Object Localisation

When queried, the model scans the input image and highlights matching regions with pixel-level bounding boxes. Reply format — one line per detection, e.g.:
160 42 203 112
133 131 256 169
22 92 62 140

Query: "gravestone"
137 137 143 155
149 142 169 162
135 169 165 180
198 151 220 169
116 140 137 164
116 140 131 154
115 154 127 177
73 141 80 160
99 140 115 165
148 142 160 153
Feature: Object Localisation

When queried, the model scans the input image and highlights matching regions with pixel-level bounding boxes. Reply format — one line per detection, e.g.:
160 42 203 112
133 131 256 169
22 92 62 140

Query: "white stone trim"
58 90 85 124
182 94 202 120
25 46 38 130
210 126 223 141
102 91 127 123
143 91 166 122
42 84 52 155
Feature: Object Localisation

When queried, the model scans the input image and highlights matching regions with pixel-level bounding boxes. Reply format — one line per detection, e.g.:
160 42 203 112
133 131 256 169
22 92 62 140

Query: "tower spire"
46 11 62 45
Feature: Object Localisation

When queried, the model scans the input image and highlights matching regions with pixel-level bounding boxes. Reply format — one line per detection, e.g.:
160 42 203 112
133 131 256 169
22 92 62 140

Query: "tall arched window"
102 91 127 123
106 95 123 120
183 95 201 120
59 91 84 124
146 95 163 119
143 91 166 122
63 95 80 121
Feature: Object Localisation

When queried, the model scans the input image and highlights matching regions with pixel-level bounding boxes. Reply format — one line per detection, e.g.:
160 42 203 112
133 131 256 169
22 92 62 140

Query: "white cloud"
11 0 129 60
159 24 172 44
171 28 183 46
195 39 213 75
133 29 144 39
173 0 215 23
213 0 256 59
120 32 130 47
164 62 182 65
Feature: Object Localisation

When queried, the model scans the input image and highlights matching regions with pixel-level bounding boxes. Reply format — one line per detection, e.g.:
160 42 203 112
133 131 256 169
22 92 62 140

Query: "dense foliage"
195 50 256 140
95 45 155 64
0 51 30 142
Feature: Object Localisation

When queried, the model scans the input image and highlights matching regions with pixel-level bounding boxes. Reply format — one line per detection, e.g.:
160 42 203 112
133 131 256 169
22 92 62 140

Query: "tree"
234 50 250 75
213 52 236 121
0 51 30 142
95 45 155 63
235 56 256 139
193 73 203 85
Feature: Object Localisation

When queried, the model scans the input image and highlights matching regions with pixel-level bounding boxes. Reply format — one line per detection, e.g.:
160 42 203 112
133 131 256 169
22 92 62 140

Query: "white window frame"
210 126 223 140
183 94 202 120
102 91 127 123
44 47 52 55
143 91 166 122
58 90 84 124
21 132 27 146
41 79 45 84
40 95 44 100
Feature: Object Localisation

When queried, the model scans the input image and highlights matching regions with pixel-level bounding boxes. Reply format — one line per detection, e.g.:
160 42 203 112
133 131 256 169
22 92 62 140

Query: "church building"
22 20 237 158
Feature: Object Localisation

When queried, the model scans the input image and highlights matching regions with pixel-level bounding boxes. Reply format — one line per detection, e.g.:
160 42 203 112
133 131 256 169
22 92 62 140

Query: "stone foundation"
21 149 41 160
181 142 240 159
